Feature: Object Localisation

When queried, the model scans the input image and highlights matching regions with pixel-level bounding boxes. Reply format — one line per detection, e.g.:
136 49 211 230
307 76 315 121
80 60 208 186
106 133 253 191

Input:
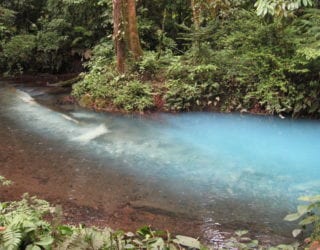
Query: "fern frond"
1 229 22 250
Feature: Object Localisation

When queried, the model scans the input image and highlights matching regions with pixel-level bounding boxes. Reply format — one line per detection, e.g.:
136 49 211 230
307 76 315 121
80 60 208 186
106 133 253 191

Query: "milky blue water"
1 84 320 236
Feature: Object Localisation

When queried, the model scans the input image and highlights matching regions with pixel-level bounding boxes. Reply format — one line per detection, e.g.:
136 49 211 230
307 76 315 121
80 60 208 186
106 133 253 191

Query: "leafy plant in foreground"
0 194 54 250
284 195 320 241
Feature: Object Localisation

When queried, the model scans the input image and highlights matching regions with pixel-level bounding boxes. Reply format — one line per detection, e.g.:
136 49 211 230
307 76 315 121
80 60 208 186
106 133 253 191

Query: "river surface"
0 82 320 244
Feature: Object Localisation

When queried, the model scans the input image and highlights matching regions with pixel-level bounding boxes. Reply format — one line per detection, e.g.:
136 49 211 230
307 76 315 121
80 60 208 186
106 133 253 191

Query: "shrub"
2 34 36 74
72 41 117 100
36 31 69 72
73 49 154 112
244 76 296 115
165 59 220 111
114 81 154 112
131 51 160 77
164 80 201 111
0 6 15 41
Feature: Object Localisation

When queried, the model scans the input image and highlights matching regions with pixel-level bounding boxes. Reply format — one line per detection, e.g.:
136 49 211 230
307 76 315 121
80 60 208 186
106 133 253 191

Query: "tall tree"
126 0 143 59
191 0 201 30
113 0 126 73
113 0 143 73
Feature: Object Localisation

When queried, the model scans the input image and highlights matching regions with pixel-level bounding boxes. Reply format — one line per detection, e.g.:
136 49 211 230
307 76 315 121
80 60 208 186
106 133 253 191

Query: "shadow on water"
1 81 319 244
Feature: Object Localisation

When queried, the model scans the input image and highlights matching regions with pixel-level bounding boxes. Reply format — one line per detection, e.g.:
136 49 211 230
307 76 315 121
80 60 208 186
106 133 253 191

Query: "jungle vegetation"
0 0 319 117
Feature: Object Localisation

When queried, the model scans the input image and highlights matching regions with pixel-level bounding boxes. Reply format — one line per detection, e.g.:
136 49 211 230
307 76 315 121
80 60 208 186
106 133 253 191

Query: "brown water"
0 82 300 245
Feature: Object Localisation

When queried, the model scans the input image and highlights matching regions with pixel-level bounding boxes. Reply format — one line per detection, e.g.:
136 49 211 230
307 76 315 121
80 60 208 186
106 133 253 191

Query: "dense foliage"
0 0 111 74
1 0 320 117
74 3 320 117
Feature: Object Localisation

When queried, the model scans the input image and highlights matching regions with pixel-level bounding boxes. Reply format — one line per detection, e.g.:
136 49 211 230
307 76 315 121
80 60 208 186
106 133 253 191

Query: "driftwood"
47 75 82 87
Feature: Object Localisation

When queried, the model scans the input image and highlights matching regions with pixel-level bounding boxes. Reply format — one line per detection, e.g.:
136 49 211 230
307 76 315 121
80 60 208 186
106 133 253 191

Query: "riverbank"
1 73 264 117
1 74 317 120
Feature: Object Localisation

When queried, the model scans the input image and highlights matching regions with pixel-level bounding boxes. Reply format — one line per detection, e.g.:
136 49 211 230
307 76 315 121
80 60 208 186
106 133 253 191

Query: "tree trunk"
126 0 143 59
191 0 201 30
113 0 126 73
113 0 142 73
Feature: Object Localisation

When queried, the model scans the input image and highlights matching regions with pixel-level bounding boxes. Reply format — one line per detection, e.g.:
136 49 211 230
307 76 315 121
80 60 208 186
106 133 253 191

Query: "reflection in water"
1 83 320 239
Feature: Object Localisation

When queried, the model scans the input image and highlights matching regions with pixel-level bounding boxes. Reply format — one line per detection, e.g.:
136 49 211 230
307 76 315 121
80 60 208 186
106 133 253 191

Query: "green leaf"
284 213 301 221
58 225 73 236
149 237 164 250
136 226 151 237
297 205 310 215
174 235 201 249
299 215 318 225
35 235 54 246
26 245 41 250
299 195 320 202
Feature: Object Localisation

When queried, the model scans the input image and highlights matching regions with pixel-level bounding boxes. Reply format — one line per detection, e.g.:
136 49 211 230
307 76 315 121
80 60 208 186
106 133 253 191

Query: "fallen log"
47 75 83 87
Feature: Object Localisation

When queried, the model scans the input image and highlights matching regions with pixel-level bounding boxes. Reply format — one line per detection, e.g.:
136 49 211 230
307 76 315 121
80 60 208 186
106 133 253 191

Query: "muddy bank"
0 73 79 85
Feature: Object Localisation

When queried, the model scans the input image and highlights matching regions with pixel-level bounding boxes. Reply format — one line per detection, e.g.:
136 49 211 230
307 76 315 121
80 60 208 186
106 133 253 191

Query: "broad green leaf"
299 215 318 225
58 225 73 236
284 213 301 221
174 235 201 249
299 195 320 202
26 245 41 250
297 205 310 215
35 235 54 246
149 237 164 250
